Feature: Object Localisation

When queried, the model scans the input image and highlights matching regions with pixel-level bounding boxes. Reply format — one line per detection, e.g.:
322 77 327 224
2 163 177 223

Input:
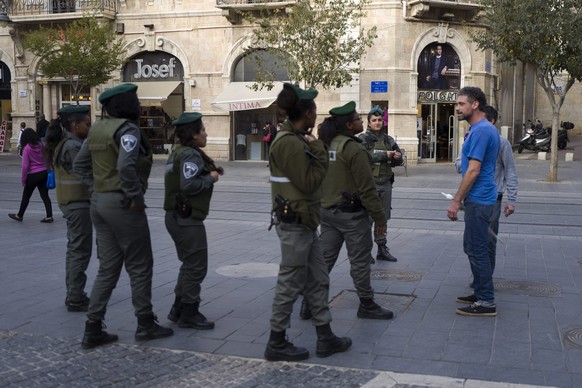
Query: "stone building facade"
0 0 577 160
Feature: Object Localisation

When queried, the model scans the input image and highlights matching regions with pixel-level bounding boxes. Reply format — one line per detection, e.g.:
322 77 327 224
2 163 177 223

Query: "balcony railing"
406 0 482 22
216 0 296 24
8 0 116 19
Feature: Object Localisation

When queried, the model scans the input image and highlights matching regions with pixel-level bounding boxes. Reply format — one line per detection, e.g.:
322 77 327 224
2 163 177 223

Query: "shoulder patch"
328 150 337 161
120 134 138 152
183 162 199 179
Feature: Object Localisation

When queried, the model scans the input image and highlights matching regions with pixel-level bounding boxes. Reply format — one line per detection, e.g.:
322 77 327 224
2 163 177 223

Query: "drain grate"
371 269 424 282
494 280 561 297
329 289 415 314
563 327 582 349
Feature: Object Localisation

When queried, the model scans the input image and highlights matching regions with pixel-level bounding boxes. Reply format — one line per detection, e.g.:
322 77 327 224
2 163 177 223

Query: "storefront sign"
417 90 457 103
123 51 184 82
0 120 7 152
227 101 264 111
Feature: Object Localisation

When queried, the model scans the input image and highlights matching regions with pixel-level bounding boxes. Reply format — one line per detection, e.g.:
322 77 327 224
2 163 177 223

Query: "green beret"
57 105 90 115
172 112 203 126
284 82 318 101
98 83 138 104
329 101 356 116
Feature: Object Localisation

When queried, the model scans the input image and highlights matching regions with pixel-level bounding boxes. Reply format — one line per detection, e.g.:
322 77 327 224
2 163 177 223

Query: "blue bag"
46 170 56 190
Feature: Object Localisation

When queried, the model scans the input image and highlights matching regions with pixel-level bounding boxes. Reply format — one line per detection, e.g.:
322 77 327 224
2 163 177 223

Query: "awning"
132 81 181 107
212 82 283 112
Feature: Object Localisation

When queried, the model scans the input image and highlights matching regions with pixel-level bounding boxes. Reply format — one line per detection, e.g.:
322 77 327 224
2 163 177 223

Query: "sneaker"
456 302 497 317
456 294 477 304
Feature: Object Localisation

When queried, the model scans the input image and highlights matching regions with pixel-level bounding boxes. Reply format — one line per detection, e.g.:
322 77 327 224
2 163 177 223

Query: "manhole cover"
329 290 415 314
371 269 424 282
563 327 582 349
215 263 279 278
494 280 561 297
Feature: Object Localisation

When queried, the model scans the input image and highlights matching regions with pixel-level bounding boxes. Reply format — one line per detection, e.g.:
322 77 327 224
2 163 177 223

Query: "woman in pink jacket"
9 128 53 223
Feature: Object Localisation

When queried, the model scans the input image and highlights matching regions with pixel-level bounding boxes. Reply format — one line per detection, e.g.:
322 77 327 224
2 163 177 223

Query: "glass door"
419 103 437 162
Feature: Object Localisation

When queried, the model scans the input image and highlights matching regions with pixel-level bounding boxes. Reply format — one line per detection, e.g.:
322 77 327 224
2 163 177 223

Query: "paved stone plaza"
0 140 581 387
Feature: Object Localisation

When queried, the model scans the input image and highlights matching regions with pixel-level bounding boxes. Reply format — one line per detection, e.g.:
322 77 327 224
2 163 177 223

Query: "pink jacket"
21 143 48 186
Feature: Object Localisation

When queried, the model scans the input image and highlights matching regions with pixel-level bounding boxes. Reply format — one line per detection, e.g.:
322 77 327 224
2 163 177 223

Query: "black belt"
497 193 503 201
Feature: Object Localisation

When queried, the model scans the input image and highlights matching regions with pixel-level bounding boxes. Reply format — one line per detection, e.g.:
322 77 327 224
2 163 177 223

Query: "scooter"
558 121 574 150
518 119 550 153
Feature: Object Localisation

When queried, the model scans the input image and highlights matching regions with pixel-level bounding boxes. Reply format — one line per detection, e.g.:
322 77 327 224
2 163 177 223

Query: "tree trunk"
546 110 559 182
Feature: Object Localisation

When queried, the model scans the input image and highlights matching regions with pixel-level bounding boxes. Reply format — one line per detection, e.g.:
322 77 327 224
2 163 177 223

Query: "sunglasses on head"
369 106 384 116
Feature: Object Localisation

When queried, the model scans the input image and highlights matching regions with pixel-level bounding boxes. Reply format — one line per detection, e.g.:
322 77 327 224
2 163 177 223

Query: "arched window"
232 50 290 82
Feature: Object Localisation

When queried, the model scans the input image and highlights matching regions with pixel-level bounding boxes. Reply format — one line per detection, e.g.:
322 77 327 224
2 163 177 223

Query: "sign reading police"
123 51 184 82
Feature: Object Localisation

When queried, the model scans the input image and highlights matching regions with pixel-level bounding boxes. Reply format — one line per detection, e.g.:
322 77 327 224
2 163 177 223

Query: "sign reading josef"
371 81 388 93
123 51 184 82
133 58 176 79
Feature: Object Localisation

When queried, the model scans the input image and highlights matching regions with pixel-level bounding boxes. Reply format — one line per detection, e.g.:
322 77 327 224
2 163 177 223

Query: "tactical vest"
371 133 392 178
87 118 152 193
163 146 213 220
321 135 356 208
54 137 90 205
270 130 321 230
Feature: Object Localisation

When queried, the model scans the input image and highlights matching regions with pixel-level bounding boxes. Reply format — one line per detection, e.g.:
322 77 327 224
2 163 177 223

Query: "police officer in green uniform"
164 112 222 330
45 105 92 312
359 106 402 262
73 83 173 348
265 83 351 362
317 101 394 320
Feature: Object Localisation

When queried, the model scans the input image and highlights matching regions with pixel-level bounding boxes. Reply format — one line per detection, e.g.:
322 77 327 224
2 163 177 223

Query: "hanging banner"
0 120 7 153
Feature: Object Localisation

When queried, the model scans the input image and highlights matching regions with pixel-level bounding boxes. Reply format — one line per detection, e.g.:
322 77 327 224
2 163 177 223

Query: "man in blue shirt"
448 87 500 316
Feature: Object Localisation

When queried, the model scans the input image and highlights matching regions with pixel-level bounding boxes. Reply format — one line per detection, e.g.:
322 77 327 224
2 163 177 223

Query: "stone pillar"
42 81 51 120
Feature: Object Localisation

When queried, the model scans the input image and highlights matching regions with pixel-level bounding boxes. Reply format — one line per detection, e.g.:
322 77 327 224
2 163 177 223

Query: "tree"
472 0 582 182
22 15 126 104
243 0 377 90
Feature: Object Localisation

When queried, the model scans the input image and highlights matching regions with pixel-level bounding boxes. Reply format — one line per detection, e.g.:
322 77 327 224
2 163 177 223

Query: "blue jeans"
463 198 495 307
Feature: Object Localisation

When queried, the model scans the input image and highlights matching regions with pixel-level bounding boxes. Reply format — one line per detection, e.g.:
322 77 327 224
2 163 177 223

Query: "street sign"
371 81 388 93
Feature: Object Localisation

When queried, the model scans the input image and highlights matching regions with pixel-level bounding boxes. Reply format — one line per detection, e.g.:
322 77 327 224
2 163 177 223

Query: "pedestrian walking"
9 128 53 223
455 105 518 284
16 122 25 157
265 83 351 362
359 106 402 262
317 101 394 320
45 105 93 312
36 114 50 144
164 112 223 330
447 87 500 317
73 83 173 348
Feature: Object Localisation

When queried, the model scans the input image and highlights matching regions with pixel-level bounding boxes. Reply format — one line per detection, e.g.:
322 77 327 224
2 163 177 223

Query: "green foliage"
472 0 582 181
22 15 126 102
243 0 377 90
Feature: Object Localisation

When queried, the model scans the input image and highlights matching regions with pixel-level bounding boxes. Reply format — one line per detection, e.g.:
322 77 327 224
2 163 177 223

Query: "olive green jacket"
321 134 387 225
269 119 329 230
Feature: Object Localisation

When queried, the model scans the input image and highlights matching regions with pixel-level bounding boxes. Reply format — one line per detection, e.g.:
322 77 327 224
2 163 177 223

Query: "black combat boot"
299 299 312 320
67 294 90 312
264 330 310 362
167 296 182 322
357 298 394 320
315 324 352 358
135 314 174 342
376 244 398 262
81 320 118 349
178 303 215 330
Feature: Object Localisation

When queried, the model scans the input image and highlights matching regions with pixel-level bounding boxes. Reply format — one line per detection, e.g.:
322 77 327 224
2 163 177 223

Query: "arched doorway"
122 51 185 153
416 43 460 163
0 62 12 152
213 49 290 161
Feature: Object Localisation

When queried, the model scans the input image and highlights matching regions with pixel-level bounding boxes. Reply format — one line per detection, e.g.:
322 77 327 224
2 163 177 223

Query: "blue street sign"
371 81 388 93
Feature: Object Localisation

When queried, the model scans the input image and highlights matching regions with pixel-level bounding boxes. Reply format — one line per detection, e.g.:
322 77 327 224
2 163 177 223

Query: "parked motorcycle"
518 119 550 153
558 121 574 150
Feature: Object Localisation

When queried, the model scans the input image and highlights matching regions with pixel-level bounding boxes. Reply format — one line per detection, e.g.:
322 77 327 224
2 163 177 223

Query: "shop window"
232 50 290 82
